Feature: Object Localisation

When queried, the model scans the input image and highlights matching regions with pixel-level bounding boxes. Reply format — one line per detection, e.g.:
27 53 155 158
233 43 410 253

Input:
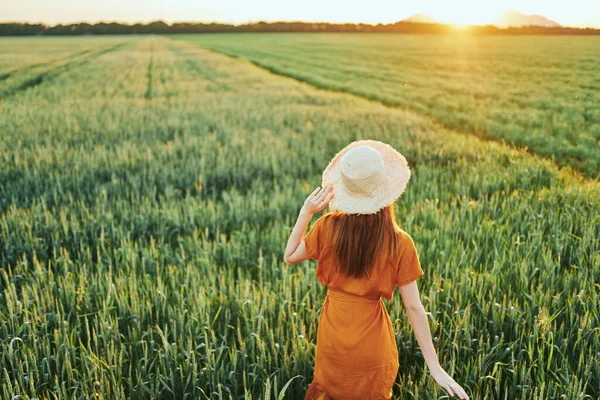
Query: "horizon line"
1 18 599 30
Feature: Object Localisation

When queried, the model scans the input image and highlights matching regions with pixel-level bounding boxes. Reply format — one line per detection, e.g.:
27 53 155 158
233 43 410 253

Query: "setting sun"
450 24 471 31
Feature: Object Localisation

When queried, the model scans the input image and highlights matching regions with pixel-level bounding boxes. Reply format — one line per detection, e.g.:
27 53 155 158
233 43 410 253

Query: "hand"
302 186 334 215
430 366 469 399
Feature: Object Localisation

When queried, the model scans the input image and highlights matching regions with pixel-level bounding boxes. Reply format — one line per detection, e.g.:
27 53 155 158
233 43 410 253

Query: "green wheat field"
0 34 599 399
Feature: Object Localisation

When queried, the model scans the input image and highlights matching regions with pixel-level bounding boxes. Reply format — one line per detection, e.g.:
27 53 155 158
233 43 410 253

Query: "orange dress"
303 212 424 400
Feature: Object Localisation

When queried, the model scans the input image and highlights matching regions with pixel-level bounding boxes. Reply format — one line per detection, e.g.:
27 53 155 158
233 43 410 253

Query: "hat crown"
322 139 410 215
339 146 385 180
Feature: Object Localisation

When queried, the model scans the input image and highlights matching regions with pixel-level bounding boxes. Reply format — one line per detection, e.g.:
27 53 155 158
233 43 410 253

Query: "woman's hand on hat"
302 186 334 215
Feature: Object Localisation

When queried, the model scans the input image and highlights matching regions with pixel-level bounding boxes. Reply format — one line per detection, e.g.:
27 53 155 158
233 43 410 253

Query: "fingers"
305 186 334 213
317 191 334 210
445 382 469 400
313 185 333 202
321 185 333 198
434 369 469 400
443 384 455 397
456 385 469 399
322 188 334 202
452 382 468 399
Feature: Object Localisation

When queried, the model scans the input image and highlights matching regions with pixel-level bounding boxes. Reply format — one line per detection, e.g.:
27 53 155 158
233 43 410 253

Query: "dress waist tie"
326 287 381 304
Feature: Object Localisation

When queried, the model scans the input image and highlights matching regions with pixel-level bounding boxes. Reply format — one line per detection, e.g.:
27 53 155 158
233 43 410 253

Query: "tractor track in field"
166 42 199 74
144 43 154 100
166 41 223 80
0 42 126 101
166 41 231 93
0 48 96 82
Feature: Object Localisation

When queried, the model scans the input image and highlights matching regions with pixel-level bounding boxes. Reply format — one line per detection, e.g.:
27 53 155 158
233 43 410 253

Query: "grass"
0 35 599 399
171 33 600 179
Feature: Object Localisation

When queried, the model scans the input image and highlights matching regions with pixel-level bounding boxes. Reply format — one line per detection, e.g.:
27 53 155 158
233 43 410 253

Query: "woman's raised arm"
283 186 334 265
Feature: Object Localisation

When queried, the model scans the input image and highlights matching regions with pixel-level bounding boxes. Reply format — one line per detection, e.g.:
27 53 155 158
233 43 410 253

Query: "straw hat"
322 139 411 215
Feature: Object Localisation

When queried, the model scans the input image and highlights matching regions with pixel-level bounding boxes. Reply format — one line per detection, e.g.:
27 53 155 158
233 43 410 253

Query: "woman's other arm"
399 280 470 400
283 186 333 265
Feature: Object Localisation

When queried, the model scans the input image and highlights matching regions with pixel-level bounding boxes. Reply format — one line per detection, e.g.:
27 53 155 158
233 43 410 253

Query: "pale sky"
2 0 599 28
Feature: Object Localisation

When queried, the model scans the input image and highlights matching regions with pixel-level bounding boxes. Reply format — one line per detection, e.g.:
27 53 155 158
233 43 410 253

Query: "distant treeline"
2 20 600 36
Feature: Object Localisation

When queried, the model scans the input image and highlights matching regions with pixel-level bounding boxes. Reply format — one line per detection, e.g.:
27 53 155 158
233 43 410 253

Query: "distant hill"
402 14 438 24
494 10 561 28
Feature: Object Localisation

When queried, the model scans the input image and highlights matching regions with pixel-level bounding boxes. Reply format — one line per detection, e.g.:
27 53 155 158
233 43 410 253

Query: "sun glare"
451 24 471 30
433 8 496 26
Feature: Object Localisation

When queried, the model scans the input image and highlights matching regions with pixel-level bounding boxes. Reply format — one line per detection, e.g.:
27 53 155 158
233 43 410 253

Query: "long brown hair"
329 204 401 279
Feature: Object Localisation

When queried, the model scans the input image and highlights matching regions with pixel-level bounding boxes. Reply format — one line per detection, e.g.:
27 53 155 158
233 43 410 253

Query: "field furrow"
0 47 97 82
0 37 121 74
0 41 126 100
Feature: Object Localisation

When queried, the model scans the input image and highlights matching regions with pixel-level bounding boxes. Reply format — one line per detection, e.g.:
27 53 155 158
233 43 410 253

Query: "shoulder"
307 211 335 238
314 211 338 228
393 227 424 284
309 211 343 242
394 228 418 253
304 212 337 260
312 211 333 225
318 211 336 222
395 227 413 244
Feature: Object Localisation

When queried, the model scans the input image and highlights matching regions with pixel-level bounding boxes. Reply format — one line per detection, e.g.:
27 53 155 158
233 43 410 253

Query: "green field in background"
173 33 600 179
0 36 599 399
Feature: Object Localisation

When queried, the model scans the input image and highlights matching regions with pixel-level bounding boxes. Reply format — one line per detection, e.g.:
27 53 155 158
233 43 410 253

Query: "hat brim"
322 140 411 215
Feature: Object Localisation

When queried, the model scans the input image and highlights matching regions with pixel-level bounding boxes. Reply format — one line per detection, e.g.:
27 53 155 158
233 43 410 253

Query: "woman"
284 140 469 399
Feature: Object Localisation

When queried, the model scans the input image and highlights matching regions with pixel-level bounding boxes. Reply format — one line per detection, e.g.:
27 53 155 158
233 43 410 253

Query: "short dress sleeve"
395 232 424 287
303 213 330 261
